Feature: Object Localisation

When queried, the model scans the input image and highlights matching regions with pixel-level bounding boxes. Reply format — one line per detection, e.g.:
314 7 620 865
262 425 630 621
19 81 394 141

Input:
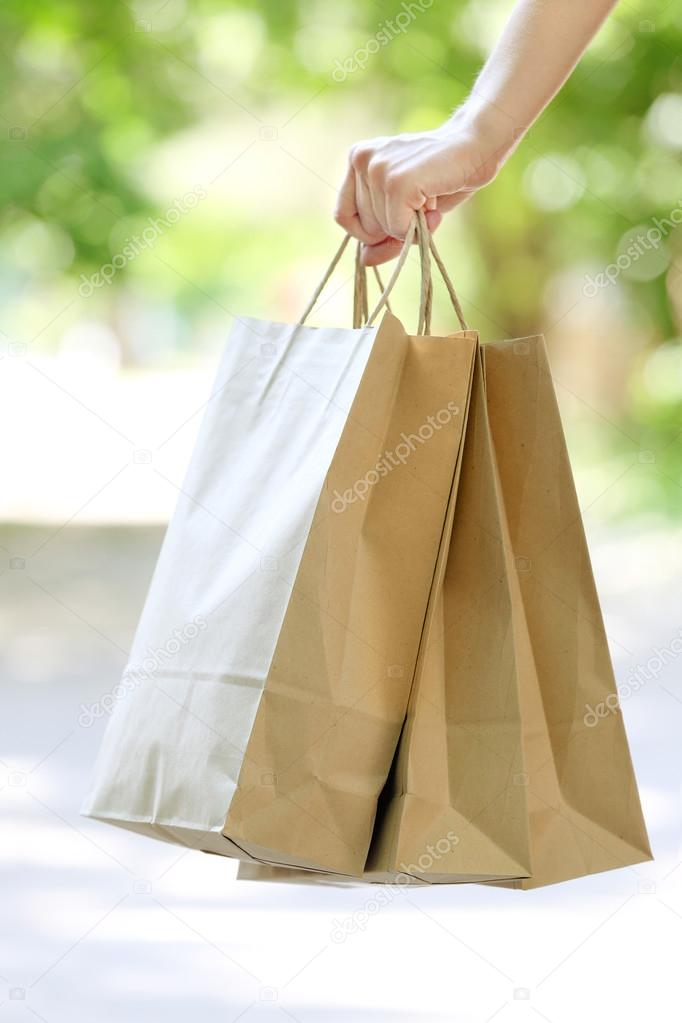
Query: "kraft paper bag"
222 231 477 875
236 344 530 887
359 345 532 884
238 343 533 886
357 335 651 888
82 230 477 875
478 335 652 888
237 328 651 888
220 319 476 873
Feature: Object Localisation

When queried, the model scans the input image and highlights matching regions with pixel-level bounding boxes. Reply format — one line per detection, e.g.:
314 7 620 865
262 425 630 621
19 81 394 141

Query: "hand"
334 111 512 266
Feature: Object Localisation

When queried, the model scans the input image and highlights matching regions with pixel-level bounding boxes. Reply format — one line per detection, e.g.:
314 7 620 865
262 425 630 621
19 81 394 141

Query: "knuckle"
349 141 372 170
367 156 389 182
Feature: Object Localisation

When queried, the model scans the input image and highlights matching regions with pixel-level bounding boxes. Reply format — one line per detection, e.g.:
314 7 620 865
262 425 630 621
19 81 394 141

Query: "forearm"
336 0 620 262
455 0 619 151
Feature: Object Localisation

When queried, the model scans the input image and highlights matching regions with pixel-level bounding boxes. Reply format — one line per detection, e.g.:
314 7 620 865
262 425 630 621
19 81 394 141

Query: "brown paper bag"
238 341 532 887
224 312 476 875
352 334 651 888
478 335 652 887
221 226 478 875
360 344 532 884
237 217 651 889
82 221 476 878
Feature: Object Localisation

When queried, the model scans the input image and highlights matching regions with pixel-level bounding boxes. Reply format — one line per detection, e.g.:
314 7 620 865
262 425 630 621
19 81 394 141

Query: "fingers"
337 141 423 246
361 210 443 267
382 183 420 243
334 155 380 245
367 156 425 241
361 237 404 267
336 135 452 263
424 208 443 234
355 172 387 244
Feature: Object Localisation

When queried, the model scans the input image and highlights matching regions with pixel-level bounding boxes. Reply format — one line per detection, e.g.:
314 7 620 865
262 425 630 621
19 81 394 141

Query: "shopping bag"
478 335 652 887
361 344 532 884
358 333 652 888
237 215 651 888
237 343 531 887
82 225 477 875
238 343 534 886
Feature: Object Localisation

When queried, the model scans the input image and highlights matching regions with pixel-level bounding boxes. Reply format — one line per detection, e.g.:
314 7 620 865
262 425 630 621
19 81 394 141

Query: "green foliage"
1 0 681 518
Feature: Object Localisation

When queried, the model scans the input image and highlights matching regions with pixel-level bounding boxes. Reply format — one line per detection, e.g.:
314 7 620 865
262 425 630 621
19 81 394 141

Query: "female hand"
334 111 510 266
333 0 619 266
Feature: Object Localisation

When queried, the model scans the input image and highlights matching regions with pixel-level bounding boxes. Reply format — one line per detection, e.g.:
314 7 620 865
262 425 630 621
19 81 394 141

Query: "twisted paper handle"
299 210 468 334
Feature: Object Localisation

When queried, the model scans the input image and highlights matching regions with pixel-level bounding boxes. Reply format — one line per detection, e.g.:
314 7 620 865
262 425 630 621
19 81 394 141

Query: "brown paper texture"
223 313 477 874
237 335 651 889
479 336 651 888
360 346 532 884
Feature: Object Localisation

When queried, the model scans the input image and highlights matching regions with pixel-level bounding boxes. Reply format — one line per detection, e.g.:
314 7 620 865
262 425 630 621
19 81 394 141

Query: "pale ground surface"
1 523 681 1023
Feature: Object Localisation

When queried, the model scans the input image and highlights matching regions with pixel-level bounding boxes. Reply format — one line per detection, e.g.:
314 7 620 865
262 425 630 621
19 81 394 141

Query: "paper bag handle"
353 238 393 328
299 210 468 334
298 233 391 328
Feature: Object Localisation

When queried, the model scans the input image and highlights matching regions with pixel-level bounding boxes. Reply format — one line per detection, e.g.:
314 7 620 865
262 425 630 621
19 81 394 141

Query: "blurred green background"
1 0 681 523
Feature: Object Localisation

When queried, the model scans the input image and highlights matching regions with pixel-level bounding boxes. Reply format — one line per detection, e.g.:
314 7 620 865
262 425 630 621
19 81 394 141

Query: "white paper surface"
82 316 377 837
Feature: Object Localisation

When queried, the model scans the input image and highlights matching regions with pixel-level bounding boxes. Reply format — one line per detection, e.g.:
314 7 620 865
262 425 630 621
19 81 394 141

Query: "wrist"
445 100 527 164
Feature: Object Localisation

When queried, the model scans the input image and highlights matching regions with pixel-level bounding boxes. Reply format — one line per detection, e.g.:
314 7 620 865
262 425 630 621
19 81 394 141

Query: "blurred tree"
0 0 680 515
